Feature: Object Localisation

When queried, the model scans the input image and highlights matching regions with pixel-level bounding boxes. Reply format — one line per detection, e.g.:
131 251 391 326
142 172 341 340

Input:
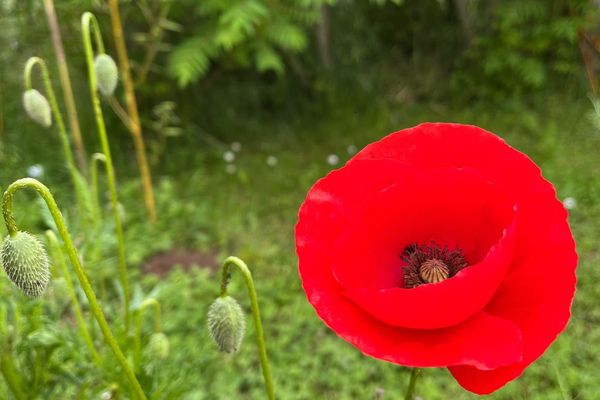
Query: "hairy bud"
1 232 50 297
147 332 170 360
208 296 245 353
94 54 119 96
23 89 52 127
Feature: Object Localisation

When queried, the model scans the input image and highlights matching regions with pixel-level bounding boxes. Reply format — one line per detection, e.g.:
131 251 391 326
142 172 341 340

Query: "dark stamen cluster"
401 242 468 289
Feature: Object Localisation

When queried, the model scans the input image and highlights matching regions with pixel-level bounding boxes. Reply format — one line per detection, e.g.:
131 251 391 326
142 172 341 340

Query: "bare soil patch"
142 248 219 278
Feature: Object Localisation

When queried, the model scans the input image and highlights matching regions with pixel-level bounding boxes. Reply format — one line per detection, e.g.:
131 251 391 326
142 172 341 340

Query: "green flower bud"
1 231 50 297
147 332 169 360
208 296 245 354
23 89 52 128
94 54 119 96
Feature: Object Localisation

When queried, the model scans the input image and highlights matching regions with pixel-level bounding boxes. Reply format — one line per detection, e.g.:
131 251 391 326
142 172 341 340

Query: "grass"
1 79 599 399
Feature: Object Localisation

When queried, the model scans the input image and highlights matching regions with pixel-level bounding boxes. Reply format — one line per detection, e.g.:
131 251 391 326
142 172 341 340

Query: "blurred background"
1 0 600 399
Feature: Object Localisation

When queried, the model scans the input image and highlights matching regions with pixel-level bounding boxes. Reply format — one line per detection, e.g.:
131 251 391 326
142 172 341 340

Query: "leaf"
167 35 218 87
255 45 284 75
266 21 307 51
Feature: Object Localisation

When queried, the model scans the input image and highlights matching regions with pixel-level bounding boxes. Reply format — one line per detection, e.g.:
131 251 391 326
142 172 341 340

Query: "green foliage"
453 0 594 98
167 0 323 86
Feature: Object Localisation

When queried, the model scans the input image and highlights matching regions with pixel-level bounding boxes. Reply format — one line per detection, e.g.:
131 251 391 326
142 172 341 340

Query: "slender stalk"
1 178 146 400
107 0 157 223
90 152 107 223
42 0 88 172
133 298 161 370
404 368 421 400
0 351 27 400
220 256 275 400
23 57 97 228
45 230 101 365
81 12 130 331
24 57 75 170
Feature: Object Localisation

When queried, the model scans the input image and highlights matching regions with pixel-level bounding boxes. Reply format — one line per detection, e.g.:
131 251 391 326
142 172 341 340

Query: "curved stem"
81 12 130 331
24 57 97 229
220 256 275 400
45 230 101 365
404 368 421 400
133 298 162 370
24 57 77 175
1 178 146 400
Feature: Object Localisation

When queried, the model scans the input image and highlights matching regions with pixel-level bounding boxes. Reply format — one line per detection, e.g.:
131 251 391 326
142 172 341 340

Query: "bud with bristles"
1 232 50 297
23 89 52 127
208 296 245 354
94 54 119 96
147 332 170 360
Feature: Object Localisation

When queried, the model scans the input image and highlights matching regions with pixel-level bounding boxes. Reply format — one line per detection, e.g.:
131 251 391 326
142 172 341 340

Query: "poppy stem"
2 178 146 400
45 230 102 366
404 368 421 400
220 256 275 400
81 12 131 332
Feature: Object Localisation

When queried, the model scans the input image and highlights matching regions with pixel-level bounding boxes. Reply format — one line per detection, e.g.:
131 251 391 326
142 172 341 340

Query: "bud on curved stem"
22 89 52 128
45 230 101 365
81 12 130 332
23 57 97 229
217 256 275 400
0 231 50 297
24 57 75 171
1 178 147 400
94 54 119 97
147 332 169 360
208 295 246 354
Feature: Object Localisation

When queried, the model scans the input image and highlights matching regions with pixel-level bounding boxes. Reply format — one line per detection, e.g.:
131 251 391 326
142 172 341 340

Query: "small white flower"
225 164 237 174
26 164 44 178
100 391 112 400
563 197 576 210
347 145 358 155
326 154 339 166
266 155 278 167
223 150 235 163
231 142 242 152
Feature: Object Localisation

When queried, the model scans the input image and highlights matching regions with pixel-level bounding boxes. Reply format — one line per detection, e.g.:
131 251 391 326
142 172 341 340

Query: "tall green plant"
0 178 147 400
81 12 131 331
22 57 97 229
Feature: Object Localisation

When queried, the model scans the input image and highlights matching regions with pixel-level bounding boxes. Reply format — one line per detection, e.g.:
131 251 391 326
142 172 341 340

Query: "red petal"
449 184 577 394
297 159 523 368
330 168 517 329
354 123 542 194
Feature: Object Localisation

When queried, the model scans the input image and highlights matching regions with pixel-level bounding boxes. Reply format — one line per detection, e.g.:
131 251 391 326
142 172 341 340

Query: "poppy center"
401 243 468 289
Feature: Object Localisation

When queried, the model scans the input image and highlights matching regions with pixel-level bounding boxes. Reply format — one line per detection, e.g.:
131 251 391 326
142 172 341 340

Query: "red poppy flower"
295 123 577 394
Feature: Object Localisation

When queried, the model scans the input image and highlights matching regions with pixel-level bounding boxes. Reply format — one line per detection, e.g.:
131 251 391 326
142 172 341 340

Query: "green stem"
81 12 130 332
1 178 146 400
45 230 102 366
220 256 275 400
404 368 421 400
24 57 97 229
90 152 106 224
24 57 76 171
0 351 27 400
133 298 162 371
